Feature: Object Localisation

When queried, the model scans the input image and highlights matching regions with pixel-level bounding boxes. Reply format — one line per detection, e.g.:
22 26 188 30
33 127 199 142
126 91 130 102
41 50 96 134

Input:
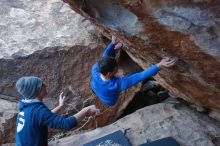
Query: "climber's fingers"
166 58 177 67
115 43 123 50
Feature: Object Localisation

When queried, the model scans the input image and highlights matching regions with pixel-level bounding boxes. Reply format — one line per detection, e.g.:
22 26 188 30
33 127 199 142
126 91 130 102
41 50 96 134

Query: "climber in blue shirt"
15 76 100 146
91 36 176 106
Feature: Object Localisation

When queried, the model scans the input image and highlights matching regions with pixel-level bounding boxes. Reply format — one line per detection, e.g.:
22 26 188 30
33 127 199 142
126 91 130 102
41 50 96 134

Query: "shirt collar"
21 98 41 103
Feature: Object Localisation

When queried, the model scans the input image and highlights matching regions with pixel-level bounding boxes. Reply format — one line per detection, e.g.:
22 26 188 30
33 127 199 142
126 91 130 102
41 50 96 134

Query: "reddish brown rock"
64 0 220 110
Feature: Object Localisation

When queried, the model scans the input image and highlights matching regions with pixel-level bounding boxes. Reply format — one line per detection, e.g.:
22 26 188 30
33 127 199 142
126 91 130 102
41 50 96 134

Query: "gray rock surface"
141 80 160 93
0 99 17 144
0 0 99 59
51 99 220 146
209 110 220 122
153 4 220 59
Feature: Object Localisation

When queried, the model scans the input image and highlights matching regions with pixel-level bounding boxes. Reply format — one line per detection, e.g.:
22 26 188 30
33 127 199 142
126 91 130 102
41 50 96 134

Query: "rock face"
0 45 103 108
50 99 220 146
1 0 220 144
64 0 220 110
0 99 17 144
0 0 98 59
0 32 143 144
0 0 143 144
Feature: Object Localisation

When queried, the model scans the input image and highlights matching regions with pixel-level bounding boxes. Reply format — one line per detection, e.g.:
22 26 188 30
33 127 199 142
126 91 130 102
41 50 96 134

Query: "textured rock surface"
0 99 17 144
50 99 220 146
1 0 220 145
0 0 98 59
64 0 220 110
209 110 220 122
0 42 144 144
0 0 143 143
0 45 103 107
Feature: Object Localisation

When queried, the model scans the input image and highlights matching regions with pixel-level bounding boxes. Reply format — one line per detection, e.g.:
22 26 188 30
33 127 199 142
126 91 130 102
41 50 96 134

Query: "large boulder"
0 0 143 144
0 23 143 145
0 0 104 109
64 0 220 110
0 0 98 59
50 99 220 146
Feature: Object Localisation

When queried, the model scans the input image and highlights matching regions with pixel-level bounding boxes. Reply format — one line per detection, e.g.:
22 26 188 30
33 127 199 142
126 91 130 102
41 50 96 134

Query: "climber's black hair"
98 57 117 76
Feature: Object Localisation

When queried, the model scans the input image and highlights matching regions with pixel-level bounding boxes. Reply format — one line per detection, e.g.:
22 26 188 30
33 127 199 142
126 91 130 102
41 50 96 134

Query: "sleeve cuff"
71 116 78 127
153 64 160 72
109 42 115 49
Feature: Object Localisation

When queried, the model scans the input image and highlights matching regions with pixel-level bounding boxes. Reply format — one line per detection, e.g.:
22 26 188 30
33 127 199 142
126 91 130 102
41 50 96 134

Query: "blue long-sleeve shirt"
91 43 160 106
16 101 77 146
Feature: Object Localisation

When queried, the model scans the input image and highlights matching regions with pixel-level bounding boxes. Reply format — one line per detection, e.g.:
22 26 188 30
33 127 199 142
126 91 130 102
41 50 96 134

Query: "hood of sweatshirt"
18 100 43 111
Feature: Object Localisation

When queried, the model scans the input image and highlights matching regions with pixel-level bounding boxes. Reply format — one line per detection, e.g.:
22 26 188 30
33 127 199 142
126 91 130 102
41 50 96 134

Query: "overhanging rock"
64 0 220 110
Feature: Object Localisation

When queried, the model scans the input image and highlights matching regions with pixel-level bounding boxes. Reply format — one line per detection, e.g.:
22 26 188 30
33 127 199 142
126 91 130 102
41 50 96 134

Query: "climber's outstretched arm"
102 43 116 58
118 57 177 91
118 65 159 91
